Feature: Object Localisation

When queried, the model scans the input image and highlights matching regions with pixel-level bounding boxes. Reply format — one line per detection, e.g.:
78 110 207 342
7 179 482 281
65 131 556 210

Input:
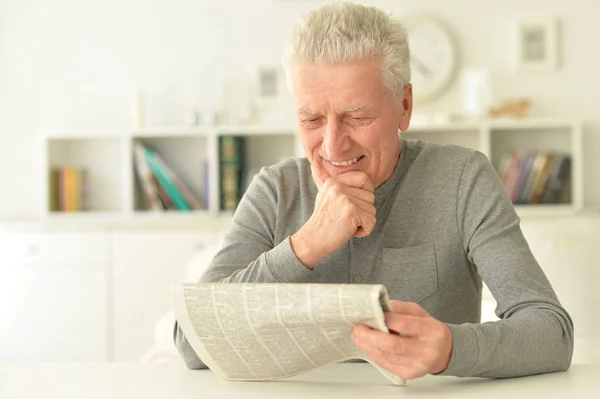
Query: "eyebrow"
343 104 366 113
298 104 368 115
298 108 319 115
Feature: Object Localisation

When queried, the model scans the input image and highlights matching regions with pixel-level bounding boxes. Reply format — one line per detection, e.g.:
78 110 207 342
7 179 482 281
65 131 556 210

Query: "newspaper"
172 283 406 385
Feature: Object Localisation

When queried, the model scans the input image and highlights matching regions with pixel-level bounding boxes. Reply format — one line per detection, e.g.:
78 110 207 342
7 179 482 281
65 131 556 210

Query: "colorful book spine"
497 151 572 205
153 153 203 210
49 166 87 212
143 146 191 211
509 153 534 203
133 141 163 211
541 155 572 204
530 154 555 204
152 174 174 210
219 136 246 211
49 168 60 212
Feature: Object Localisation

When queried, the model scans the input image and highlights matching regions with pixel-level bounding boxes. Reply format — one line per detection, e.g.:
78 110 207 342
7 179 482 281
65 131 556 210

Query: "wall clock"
402 13 457 104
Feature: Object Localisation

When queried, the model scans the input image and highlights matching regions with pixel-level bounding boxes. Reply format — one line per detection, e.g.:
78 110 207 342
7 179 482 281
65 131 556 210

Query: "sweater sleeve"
174 165 312 369
440 151 574 378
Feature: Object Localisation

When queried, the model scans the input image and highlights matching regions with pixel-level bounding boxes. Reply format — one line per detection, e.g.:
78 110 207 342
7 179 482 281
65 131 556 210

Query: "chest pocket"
377 243 438 303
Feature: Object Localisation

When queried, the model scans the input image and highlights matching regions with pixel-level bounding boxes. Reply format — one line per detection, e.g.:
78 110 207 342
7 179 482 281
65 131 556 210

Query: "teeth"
330 157 360 166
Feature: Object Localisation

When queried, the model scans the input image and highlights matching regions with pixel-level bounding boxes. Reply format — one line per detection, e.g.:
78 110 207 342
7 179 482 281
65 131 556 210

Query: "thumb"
337 171 374 192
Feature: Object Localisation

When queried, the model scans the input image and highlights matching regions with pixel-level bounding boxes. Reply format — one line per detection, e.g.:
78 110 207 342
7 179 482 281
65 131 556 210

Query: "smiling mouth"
327 155 365 166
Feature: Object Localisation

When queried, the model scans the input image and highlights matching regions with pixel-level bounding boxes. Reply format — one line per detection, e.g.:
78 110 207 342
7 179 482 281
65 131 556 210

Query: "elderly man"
174 2 573 380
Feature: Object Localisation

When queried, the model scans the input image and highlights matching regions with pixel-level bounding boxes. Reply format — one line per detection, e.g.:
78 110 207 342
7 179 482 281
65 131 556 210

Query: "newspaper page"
172 283 406 385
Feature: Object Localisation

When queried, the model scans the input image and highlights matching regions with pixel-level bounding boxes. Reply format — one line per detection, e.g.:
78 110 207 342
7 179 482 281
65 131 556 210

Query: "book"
530 154 555 204
542 155 572 204
49 166 87 212
219 136 246 211
143 146 192 211
517 152 546 204
153 154 203 210
133 141 163 211
49 168 60 212
132 141 206 212
509 152 535 203
498 151 572 205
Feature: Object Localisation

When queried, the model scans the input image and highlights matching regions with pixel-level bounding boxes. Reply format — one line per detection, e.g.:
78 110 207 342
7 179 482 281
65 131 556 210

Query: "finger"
353 212 377 237
346 196 376 216
341 186 375 205
384 314 424 337
352 324 414 357
341 197 377 236
366 351 426 381
336 171 374 192
390 301 430 317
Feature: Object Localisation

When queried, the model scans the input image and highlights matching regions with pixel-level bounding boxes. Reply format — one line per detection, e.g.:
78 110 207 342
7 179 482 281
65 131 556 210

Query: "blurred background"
0 0 598 366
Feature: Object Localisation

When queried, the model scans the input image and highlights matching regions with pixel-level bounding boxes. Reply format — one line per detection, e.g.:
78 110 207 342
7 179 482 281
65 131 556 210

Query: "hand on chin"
311 157 366 190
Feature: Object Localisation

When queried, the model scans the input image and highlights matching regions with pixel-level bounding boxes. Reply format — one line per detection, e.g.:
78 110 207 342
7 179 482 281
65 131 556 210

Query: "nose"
322 118 352 159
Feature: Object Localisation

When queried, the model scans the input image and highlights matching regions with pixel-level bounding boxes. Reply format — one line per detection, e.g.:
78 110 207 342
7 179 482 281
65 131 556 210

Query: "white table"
1 362 598 398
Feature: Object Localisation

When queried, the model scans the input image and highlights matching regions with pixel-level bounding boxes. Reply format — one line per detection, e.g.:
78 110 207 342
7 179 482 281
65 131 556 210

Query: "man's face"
292 58 412 189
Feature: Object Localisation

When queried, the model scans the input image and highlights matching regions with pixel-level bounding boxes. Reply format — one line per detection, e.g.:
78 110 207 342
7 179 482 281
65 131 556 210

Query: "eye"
301 117 321 127
348 115 371 124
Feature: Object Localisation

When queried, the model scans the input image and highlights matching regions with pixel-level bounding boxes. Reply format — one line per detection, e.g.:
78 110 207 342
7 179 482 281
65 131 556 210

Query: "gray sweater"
174 138 574 378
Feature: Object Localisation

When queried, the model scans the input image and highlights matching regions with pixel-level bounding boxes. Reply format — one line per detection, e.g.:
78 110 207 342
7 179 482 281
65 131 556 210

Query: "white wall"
1 0 599 219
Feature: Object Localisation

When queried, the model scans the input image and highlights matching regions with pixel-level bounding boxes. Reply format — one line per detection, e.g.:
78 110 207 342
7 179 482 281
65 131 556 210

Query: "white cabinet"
520 217 600 364
110 230 217 361
0 231 108 361
481 217 600 364
1 216 597 365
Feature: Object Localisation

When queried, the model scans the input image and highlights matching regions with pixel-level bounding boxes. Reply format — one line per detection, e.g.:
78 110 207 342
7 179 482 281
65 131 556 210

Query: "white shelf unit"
40 117 583 223
40 126 303 220
402 118 583 215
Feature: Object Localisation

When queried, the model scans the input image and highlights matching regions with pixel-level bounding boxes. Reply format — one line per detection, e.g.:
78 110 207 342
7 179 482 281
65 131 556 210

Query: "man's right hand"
290 171 376 269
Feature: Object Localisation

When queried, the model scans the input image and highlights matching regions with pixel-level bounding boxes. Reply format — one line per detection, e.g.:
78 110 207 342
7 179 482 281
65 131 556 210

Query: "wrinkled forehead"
291 58 384 88
291 60 390 113
298 104 367 115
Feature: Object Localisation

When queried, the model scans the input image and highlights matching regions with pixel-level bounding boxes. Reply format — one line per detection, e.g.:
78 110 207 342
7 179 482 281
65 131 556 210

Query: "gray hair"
281 1 411 102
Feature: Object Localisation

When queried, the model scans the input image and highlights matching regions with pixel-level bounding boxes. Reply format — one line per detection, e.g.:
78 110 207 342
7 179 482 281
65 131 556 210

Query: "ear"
398 84 413 132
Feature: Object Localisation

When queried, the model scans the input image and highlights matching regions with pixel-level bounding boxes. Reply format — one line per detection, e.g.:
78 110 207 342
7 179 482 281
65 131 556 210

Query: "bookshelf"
402 118 583 215
40 125 303 222
40 117 583 225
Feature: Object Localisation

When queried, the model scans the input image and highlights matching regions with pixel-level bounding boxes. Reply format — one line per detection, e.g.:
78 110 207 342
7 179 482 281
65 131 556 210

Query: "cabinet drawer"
0 231 107 265
0 261 107 361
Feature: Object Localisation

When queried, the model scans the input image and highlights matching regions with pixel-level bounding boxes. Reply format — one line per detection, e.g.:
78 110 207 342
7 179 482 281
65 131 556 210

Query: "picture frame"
257 66 280 99
252 65 292 124
513 18 560 72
